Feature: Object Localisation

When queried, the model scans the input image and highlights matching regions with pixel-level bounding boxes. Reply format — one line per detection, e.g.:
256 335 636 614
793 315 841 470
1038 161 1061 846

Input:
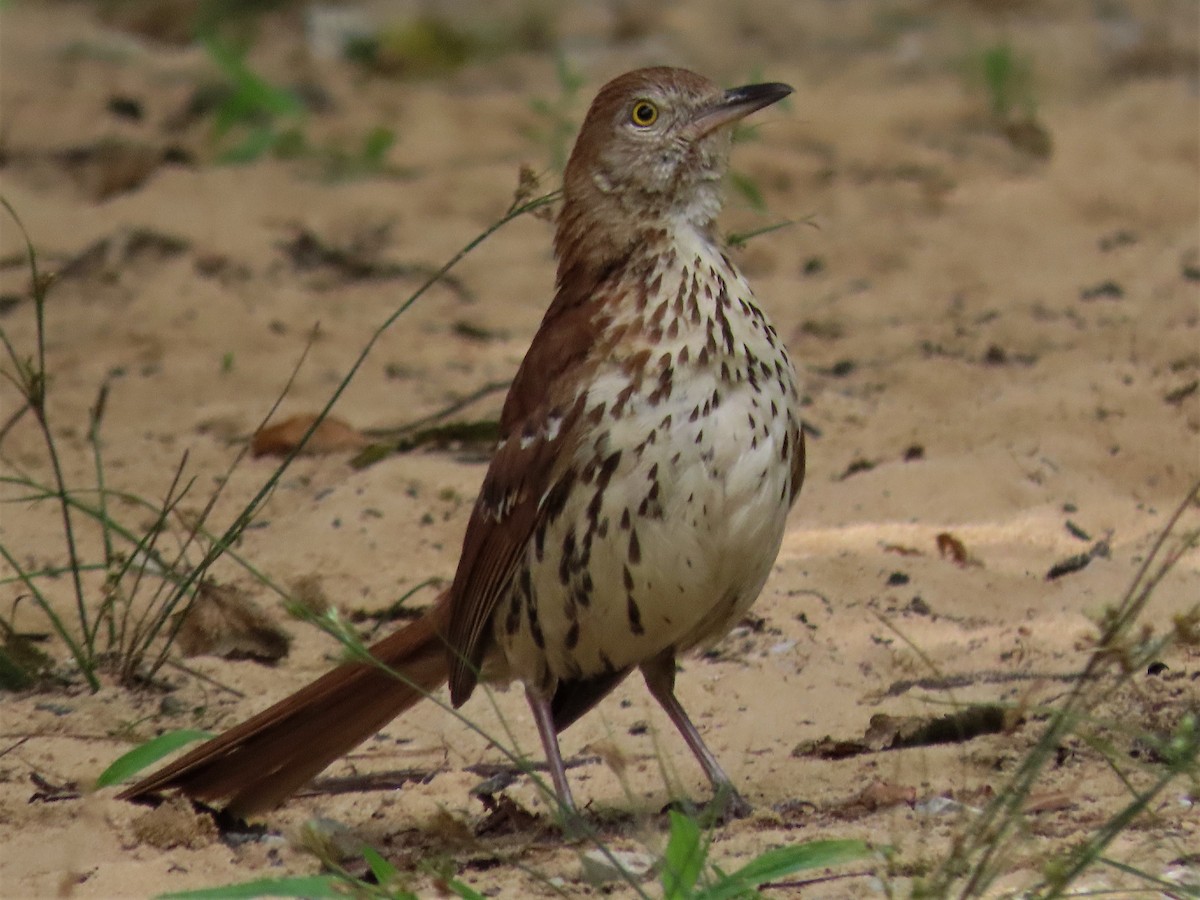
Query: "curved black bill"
688 81 794 137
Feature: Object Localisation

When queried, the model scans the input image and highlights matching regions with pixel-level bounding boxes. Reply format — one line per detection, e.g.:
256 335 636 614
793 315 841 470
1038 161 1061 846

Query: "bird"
119 66 804 825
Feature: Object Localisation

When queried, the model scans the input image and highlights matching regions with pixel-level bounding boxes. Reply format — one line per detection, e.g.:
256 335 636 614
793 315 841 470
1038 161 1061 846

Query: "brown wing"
789 422 806 506
444 273 615 706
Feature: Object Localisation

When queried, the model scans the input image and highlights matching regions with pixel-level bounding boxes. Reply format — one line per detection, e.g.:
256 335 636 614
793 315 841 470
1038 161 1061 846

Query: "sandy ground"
1 1 1198 897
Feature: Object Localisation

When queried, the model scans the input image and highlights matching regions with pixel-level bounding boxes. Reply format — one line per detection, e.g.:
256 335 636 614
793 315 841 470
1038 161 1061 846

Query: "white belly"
494 302 798 687
490 224 801 691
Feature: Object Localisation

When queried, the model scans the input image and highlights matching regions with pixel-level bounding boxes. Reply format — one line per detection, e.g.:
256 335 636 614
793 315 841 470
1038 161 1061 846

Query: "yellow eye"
630 100 658 127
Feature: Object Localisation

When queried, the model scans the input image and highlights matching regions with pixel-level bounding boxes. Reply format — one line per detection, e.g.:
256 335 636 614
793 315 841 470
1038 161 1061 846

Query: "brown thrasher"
120 67 803 823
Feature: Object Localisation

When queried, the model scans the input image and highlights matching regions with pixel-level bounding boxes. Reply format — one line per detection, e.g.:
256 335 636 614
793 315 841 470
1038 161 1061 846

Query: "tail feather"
119 600 452 817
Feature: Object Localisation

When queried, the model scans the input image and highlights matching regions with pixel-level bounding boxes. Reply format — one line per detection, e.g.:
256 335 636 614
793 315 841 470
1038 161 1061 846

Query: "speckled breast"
494 228 802 693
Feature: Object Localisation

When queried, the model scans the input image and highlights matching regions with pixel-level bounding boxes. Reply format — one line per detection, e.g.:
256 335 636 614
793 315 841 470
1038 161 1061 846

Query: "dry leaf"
174 582 290 662
935 531 968 564
252 414 368 457
289 574 333 616
854 779 917 811
1023 791 1075 814
936 531 982 566
882 543 924 557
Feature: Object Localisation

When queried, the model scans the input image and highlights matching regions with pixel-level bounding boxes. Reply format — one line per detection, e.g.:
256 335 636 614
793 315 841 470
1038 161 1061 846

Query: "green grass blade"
660 811 706 898
0 562 107 586
696 840 873 900
726 219 794 249
158 875 345 899
96 729 213 787
728 171 766 211
362 845 397 886
218 125 282 164
0 542 97 690
445 879 487 900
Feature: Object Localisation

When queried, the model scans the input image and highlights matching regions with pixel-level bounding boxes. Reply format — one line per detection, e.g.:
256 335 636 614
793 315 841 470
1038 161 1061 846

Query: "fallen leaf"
853 780 917 812
252 414 368 457
288 574 333 616
936 531 973 566
58 227 188 281
58 138 173 201
796 705 1013 760
174 582 290 662
29 772 81 803
473 793 538 837
1045 538 1110 581
883 543 923 557
1023 791 1075 814
935 531 967 563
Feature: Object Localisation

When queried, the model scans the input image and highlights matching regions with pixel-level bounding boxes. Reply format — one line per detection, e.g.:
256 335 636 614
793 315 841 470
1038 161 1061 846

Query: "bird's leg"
524 686 580 826
640 650 752 822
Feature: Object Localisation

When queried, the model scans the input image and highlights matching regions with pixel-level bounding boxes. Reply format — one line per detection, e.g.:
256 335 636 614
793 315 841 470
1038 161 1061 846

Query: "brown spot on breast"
528 603 545 649
596 450 622 488
647 370 673 406
621 348 652 379
626 594 644 635
611 383 637 418
586 489 604 526
638 480 663 519
542 468 575 521
558 529 576 586
505 593 521 635
649 299 668 328
716 308 735 354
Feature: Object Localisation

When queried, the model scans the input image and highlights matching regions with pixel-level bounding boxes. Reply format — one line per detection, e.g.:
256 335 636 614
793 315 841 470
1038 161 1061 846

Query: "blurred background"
0 3 1197 895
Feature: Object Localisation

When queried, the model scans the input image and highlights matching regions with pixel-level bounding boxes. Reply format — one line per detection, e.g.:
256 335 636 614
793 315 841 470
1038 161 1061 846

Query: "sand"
1 1 1197 897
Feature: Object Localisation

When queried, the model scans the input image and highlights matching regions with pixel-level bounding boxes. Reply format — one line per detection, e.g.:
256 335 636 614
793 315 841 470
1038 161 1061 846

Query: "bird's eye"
630 100 658 127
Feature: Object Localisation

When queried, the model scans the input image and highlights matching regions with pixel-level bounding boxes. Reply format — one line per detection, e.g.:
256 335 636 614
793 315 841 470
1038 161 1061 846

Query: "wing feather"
443 272 617 705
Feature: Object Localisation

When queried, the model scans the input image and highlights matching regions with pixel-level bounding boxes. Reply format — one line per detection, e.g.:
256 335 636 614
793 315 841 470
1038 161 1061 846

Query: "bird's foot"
662 785 752 827
706 785 753 824
556 809 590 841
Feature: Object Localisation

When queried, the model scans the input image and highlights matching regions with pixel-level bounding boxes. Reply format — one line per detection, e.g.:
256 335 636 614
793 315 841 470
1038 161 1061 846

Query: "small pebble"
579 849 655 885
915 795 974 816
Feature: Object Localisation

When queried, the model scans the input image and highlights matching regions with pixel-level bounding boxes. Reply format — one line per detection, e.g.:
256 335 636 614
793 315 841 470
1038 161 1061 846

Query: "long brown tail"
118 598 452 817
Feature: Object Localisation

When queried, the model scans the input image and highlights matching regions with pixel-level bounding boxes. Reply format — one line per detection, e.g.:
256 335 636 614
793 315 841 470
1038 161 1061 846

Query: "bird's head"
555 67 792 280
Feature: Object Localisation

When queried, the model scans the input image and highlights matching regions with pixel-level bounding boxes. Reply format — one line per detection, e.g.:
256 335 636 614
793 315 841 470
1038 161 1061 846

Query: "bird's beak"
686 81 793 139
